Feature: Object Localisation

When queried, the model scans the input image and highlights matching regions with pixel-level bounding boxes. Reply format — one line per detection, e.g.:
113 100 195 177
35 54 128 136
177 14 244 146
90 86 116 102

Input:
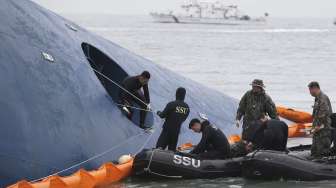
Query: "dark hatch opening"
81 43 153 128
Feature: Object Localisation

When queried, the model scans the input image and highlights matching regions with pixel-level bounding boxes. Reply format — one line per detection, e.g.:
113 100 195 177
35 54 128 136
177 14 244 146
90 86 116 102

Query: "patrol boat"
0 0 239 186
150 0 268 25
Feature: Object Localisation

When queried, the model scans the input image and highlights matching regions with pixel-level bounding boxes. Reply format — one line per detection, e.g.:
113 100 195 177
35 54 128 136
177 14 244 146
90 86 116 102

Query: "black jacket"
191 121 230 155
121 76 150 103
158 88 189 133
252 119 288 151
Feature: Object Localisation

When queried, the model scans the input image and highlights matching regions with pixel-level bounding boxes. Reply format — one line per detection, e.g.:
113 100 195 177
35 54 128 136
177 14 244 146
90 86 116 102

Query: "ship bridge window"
81 43 154 128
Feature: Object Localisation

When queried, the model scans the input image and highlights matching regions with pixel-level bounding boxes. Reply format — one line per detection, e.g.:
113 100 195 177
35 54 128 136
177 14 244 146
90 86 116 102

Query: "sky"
31 0 335 18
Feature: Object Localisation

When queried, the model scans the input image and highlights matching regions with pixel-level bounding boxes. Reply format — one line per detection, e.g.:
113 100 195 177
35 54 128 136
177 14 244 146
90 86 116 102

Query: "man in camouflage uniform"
236 79 279 141
308 81 333 158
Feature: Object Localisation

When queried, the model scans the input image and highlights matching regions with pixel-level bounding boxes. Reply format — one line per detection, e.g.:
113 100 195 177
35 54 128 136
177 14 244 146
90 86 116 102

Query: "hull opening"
81 42 154 127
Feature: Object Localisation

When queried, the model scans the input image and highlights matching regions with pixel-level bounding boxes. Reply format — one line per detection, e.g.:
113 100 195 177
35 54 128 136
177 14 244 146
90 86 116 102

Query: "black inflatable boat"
242 145 336 181
133 149 244 179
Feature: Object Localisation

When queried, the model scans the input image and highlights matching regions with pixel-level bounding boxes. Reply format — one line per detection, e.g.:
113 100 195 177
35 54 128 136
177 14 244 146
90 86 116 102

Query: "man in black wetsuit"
156 87 190 151
188 119 230 159
119 71 151 129
250 116 288 151
230 116 288 157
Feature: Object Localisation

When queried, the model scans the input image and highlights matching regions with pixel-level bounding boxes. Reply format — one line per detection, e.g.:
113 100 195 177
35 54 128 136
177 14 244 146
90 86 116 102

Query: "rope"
30 130 151 183
84 56 163 155
91 67 148 108
86 54 150 108
143 149 182 179
115 103 154 113
144 149 157 172
134 129 157 155
83 59 184 178
30 48 162 183
30 115 160 183
148 171 183 179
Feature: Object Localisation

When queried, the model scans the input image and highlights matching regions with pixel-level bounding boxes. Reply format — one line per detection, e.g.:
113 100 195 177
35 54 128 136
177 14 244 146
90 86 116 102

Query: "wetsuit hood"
176 87 186 101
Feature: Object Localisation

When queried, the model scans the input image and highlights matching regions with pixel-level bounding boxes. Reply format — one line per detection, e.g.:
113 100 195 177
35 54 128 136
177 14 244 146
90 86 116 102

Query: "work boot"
121 106 132 119
330 146 336 156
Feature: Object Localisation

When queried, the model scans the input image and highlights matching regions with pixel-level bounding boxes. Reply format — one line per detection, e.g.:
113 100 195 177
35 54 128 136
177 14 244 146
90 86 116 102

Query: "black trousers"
120 92 147 128
330 129 336 154
156 130 179 151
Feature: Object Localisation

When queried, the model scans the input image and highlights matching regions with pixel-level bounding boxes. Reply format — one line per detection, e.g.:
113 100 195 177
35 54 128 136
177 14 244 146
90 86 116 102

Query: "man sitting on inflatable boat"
188 119 231 159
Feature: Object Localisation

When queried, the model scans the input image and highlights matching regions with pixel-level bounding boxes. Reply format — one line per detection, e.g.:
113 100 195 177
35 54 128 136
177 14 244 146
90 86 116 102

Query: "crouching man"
249 116 288 151
188 119 230 159
230 116 288 158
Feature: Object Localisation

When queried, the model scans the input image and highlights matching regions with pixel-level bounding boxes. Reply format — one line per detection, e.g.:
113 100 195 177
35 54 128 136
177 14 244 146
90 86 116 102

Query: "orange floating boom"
288 123 312 138
277 106 313 123
8 159 133 188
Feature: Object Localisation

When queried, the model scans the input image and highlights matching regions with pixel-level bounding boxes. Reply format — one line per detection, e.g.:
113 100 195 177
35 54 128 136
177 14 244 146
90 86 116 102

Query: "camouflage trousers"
311 128 332 158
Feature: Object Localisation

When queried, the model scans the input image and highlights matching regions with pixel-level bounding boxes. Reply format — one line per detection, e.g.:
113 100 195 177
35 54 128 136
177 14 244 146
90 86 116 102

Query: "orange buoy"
277 106 313 123
228 134 241 144
8 158 133 188
177 142 194 151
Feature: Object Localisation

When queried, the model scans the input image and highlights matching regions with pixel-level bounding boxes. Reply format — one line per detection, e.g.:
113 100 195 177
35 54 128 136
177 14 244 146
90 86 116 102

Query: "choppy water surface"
66 14 336 187
69 15 336 112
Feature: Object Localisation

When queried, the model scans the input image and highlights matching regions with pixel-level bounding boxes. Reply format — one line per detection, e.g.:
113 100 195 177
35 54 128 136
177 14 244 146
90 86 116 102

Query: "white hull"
150 14 266 25
176 17 265 25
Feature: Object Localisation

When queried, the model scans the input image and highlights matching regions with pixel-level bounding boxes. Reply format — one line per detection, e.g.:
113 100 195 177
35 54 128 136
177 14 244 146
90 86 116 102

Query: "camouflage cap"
250 79 265 88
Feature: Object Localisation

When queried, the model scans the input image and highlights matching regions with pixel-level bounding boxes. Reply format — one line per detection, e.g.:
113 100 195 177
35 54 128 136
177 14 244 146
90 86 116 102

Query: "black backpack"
331 113 336 128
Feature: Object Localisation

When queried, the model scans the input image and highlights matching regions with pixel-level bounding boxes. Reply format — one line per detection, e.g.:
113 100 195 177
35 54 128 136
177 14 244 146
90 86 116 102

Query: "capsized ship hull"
0 0 239 186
